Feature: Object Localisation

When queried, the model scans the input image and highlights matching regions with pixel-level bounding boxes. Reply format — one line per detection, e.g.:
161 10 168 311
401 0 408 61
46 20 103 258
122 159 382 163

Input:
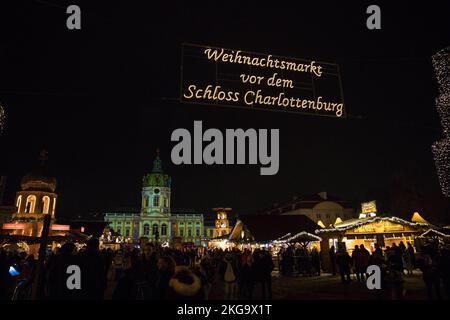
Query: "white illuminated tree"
431 47 450 197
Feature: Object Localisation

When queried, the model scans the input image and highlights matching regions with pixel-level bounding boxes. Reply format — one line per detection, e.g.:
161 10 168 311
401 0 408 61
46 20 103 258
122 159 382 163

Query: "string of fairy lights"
0 103 5 134
431 46 450 197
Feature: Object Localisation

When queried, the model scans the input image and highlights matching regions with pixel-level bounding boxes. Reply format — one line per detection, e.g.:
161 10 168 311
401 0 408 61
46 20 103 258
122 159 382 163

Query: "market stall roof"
279 231 322 243
317 216 430 234
419 228 450 239
230 214 320 243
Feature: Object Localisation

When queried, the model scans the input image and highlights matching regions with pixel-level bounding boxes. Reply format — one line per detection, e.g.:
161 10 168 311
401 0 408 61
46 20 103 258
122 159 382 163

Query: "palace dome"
21 167 56 192
143 150 171 188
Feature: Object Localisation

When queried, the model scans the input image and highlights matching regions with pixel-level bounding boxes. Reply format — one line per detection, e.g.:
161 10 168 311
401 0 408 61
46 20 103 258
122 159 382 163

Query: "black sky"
0 1 449 222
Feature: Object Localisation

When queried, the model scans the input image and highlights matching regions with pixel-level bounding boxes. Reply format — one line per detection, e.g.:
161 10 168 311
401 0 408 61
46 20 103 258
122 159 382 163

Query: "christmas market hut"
315 214 431 272
228 214 321 251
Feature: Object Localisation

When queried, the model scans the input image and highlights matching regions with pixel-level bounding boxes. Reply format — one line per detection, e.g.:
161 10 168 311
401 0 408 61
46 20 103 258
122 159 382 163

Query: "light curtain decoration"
432 47 450 197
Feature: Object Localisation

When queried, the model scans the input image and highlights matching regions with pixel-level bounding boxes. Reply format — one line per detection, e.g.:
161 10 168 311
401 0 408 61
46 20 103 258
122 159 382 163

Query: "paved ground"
207 271 430 300
104 269 434 300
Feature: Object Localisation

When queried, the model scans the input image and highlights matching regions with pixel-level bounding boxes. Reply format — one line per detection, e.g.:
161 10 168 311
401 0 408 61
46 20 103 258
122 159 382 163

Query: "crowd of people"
278 246 321 276
1 238 450 300
327 241 450 299
0 238 274 300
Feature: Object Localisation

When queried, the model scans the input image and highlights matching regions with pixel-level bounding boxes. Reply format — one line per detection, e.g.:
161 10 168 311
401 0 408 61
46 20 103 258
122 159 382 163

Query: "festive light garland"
273 233 292 242
282 231 322 243
0 103 5 133
315 216 429 233
432 47 450 197
419 228 450 238
432 139 450 197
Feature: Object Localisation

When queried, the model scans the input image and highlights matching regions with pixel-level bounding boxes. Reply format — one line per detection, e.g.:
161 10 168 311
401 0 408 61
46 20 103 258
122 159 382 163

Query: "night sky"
0 1 449 222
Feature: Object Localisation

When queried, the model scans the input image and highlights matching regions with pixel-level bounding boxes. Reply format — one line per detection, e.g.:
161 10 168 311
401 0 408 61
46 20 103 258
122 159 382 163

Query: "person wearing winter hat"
168 266 204 300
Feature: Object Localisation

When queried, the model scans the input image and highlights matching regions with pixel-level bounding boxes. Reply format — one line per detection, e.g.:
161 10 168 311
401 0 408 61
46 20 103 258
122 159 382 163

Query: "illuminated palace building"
104 152 204 245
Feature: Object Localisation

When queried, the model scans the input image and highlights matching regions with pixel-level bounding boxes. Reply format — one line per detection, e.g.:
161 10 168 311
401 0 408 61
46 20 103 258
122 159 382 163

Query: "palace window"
143 195 149 208
161 224 167 236
117 227 122 235
143 224 150 235
188 228 192 237
152 224 159 235
42 196 50 214
125 228 130 237
25 195 36 213
196 229 200 237
153 195 160 207
180 229 184 237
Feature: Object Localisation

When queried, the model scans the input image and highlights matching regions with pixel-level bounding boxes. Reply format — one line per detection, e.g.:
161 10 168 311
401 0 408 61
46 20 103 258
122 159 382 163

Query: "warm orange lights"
51 224 70 231
2 223 26 230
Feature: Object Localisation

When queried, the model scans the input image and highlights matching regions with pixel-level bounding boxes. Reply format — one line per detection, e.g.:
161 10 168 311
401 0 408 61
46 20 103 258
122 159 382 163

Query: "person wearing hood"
168 266 204 300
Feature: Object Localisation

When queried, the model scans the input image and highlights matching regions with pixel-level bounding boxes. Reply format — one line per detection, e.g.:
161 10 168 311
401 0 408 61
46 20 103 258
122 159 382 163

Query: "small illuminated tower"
213 208 232 238
12 151 57 236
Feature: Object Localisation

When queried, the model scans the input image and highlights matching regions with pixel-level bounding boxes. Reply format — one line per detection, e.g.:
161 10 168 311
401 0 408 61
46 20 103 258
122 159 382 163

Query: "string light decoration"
315 216 429 234
0 103 5 133
283 231 322 243
432 47 450 197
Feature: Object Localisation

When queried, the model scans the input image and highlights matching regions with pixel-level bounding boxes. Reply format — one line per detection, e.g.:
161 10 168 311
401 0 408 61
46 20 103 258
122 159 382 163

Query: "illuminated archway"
52 198 57 216
42 196 50 214
25 195 36 213
16 195 22 212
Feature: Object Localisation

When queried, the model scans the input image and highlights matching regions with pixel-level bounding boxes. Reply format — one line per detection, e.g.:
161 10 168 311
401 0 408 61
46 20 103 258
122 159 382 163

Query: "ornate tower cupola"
213 208 232 237
141 149 171 215
13 150 58 236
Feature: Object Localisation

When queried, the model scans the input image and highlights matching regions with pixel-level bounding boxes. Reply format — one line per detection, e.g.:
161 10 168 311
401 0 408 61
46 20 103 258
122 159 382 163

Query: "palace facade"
104 152 204 245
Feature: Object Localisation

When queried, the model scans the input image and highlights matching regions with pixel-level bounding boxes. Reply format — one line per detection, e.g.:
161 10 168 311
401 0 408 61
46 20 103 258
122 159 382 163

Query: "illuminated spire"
152 148 163 173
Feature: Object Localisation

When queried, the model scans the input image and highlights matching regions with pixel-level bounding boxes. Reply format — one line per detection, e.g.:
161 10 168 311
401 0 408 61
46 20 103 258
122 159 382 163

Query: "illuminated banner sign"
361 201 377 214
181 43 345 118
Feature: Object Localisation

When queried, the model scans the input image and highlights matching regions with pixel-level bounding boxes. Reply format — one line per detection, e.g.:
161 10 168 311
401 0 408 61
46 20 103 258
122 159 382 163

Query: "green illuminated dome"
143 151 171 188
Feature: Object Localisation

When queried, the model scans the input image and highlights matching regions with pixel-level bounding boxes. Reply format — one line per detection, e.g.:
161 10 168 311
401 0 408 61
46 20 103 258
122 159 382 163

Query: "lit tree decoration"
0 103 5 133
432 47 450 197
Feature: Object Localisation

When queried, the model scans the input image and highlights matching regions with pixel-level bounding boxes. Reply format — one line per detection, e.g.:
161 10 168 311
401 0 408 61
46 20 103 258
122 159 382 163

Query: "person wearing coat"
167 266 204 300
356 244 370 281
